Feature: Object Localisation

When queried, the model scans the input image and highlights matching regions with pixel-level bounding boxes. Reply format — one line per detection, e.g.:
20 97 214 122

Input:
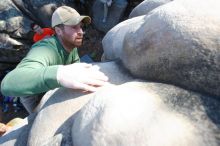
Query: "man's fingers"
76 82 98 92
84 78 108 87
91 65 100 70
88 68 109 81
73 63 109 81
90 73 109 82
57 63 109 92
77 63 92 68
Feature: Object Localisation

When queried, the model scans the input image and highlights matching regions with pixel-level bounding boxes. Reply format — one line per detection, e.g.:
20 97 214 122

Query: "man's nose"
77 28 84 36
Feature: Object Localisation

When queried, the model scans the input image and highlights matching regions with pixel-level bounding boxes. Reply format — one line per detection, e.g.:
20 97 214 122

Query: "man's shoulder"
26 37 60 61
32 36 57 47
30 36 60 56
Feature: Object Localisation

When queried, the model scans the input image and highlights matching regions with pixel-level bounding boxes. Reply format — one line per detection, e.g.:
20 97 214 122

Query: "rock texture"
73 81 220 146
102 15 145 60
121 0 220 97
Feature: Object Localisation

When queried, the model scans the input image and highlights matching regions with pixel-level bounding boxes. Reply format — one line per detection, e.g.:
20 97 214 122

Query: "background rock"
92 0 128 33
0 0 32 71
129 0 173 18
0 0 31 77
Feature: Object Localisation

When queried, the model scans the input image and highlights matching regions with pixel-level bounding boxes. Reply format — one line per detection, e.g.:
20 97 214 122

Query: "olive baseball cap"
51 6 91 27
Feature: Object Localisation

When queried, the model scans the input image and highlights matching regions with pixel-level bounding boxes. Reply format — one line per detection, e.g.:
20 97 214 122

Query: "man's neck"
56 36 74 53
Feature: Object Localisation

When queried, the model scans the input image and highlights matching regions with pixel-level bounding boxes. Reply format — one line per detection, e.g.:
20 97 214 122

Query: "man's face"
59 23 84 49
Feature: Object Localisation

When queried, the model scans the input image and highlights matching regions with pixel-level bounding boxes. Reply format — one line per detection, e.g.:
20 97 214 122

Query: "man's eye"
72 25 83 29
72 26 77 29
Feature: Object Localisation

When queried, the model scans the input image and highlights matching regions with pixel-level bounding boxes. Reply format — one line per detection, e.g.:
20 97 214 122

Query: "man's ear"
54 27 62 36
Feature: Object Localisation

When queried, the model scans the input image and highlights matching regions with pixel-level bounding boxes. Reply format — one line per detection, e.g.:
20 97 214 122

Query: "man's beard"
74 38 83 47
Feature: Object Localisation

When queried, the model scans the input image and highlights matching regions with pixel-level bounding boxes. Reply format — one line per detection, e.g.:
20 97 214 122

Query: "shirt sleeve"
1 44 61 97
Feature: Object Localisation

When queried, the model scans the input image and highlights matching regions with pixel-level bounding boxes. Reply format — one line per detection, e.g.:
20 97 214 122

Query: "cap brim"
64 16 91 26
81 16 91 25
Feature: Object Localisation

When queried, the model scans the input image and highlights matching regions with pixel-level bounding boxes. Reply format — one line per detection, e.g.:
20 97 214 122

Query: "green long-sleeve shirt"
1 36 80 97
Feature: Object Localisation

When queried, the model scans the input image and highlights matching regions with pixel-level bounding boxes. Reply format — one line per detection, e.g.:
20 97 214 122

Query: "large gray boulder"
73 81 220 146
121 0 220 97
28 88 92 146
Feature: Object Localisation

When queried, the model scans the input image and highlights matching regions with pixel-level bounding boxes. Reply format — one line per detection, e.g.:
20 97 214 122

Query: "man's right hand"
57 63 109 92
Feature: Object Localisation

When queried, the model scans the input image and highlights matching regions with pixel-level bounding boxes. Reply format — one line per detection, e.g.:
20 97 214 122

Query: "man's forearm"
1 65 60 97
